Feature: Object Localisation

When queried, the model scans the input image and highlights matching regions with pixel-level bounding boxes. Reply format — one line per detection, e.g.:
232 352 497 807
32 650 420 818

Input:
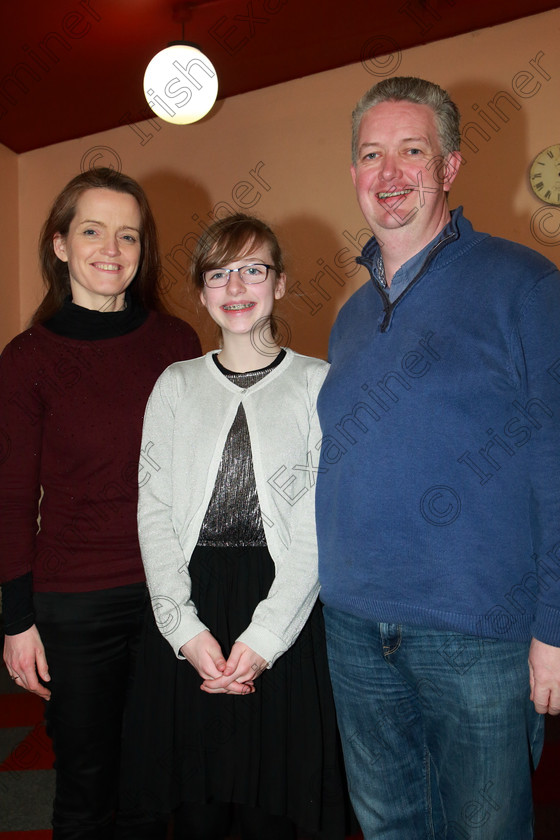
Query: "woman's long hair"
32 168 165 324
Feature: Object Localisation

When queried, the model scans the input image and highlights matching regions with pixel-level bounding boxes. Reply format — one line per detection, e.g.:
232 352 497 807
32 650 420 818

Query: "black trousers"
35 583 165 840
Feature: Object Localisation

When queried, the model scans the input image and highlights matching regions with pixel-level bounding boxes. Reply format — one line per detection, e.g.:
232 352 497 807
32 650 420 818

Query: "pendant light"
143 3 218 125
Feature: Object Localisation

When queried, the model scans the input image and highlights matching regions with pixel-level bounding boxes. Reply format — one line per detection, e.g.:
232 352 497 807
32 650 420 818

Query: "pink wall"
0 144 20 350
7 9 560 357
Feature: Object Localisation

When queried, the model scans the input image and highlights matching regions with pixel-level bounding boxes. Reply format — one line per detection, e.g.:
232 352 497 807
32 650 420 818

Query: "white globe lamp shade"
143 42 218 125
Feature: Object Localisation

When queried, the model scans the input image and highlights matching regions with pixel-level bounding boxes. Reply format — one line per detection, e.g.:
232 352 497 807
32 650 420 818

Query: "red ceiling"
1 0 557 153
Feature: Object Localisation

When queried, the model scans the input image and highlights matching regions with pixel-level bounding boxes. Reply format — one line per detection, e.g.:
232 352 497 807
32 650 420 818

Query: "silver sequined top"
197 354 284 547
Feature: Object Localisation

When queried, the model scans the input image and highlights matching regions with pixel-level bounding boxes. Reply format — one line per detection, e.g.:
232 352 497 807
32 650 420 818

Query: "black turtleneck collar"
213 348 286 375
43 292 149 340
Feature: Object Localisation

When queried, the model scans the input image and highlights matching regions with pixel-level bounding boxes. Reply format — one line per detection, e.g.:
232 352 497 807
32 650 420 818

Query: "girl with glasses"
120 213 349 840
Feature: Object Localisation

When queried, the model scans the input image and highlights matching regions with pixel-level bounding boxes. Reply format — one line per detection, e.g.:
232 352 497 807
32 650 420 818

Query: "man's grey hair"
351 76 461 165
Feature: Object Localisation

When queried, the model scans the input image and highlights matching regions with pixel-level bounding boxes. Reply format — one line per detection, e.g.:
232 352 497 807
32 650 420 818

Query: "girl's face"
199 242 286 342
53 188 142 310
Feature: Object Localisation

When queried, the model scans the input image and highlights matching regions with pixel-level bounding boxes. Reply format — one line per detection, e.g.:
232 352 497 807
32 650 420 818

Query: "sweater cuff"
161 611 209 659
1 572 35 635
532 604 560 647
236 623 287 668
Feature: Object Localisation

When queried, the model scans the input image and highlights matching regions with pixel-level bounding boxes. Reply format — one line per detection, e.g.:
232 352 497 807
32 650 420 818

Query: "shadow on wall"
450 60 551 247
275 214 369 360
142 167 370 360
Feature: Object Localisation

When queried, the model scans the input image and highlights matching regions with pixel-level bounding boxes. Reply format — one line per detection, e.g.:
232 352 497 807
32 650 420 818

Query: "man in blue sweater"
316 76 560 839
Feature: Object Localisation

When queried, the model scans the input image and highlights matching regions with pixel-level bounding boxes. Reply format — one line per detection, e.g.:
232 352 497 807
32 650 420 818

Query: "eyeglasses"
202 263 274 288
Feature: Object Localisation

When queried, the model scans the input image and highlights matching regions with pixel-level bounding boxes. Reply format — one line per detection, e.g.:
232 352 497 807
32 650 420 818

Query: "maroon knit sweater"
0 312 200 593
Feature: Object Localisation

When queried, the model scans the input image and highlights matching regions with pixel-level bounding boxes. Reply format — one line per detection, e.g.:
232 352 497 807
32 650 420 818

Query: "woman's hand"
3 625 51 700
201 642 267 695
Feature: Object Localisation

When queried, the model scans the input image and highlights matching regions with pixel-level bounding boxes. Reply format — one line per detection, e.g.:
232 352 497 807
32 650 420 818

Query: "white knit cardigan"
138 349 329 666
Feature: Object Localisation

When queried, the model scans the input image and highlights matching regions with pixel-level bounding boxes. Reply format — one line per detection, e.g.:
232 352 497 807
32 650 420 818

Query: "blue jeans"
324 608 544 840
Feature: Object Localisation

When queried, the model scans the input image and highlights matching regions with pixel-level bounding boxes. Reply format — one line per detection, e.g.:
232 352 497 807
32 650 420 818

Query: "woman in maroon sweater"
0 167 201 839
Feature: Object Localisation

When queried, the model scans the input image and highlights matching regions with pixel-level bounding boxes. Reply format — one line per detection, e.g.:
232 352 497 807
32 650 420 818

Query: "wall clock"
529 144 560 205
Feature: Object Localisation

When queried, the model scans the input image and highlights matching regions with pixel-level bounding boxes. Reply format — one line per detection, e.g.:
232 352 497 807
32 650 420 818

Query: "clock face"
530 144 560 206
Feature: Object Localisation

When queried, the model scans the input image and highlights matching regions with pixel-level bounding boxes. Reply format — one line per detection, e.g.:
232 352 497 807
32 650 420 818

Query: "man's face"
351 100 460 242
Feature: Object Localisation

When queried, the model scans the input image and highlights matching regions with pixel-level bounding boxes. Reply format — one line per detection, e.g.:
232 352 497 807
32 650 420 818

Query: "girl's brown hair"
191 213 285 340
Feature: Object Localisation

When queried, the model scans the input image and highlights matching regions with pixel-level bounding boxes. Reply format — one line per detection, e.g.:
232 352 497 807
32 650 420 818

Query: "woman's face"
199 242 286 342
53 188 142 311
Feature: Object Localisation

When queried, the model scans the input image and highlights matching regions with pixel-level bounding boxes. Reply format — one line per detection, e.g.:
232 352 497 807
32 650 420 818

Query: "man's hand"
201 642 267 695
529 638 560 715
3 625 51 700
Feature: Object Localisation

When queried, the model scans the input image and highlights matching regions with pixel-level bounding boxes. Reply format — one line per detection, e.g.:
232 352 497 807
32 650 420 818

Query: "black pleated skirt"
120 546 350 839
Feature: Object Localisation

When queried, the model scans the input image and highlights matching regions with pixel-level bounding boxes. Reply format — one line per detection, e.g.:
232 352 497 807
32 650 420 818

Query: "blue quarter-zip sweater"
316 208 560 646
